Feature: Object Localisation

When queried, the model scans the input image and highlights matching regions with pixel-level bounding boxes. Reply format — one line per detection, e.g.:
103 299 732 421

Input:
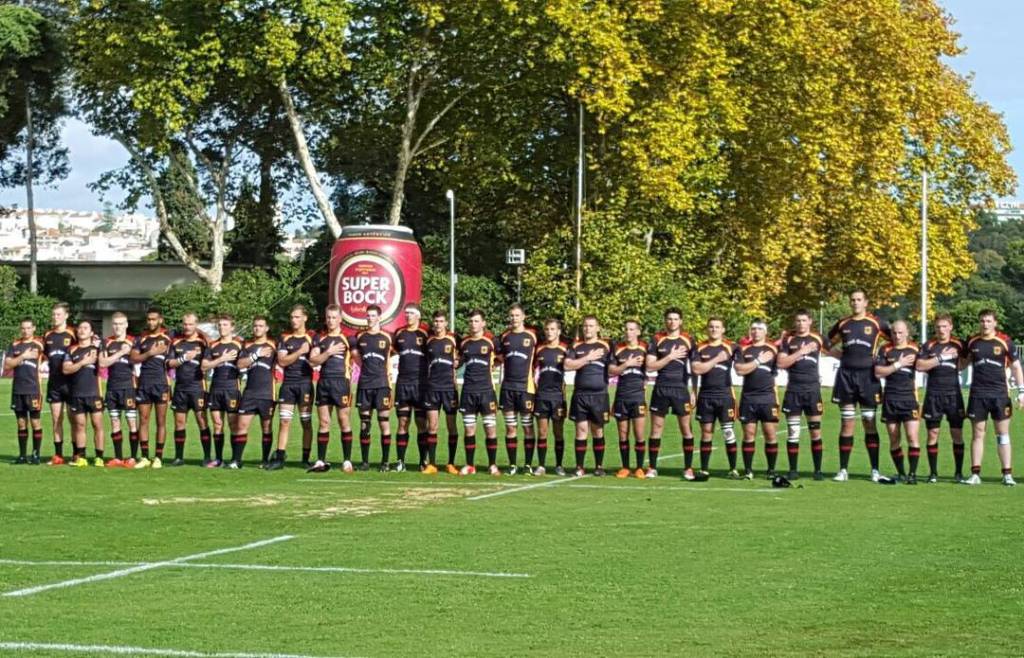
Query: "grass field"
1 377 1023 658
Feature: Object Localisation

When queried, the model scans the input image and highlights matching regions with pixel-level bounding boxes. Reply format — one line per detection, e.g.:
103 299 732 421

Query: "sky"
0 0 1021 213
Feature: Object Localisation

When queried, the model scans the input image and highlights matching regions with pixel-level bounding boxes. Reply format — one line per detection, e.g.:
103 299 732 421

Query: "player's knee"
807 420 821 432
463 413 477 428
482 414 497 428
503 412 518 428
840 407 856 420
396 407 411 419
860 409 875 421
786 417 801 441
722 422 736 444
279 408 294 422
996 433 1011 446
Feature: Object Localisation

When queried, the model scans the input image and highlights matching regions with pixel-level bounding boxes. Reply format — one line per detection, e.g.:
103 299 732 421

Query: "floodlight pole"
920 171 928 343
446 189 456 330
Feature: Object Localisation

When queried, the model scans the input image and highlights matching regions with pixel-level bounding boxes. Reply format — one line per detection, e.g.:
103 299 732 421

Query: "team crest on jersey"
523 338 531 347
64 338 71 346
556 355 564 363
416 337 423 345
378 339 385 349
994 346 1002 355
444 345 452 353
864 326 872 335
481 346 489 354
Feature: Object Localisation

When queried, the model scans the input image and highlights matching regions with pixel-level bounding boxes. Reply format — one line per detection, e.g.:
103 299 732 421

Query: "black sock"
574 438 587 469
953 442 965 476
111 431 124 460
396 432 409 463
174 429 186 460
926 443 938 475
232 434 247 462
138 438 147 459
908 446 920 476
699 440 712 472
839 435 854 470
742 441 755 472
464 435 476 466
31 429 42 457
214 433 225 461
381 433 392 463
811 438 823 472
725 441 738 470
634 439 646 471
505 435 518 467
593 435 605 468
447 434 459 465
261 432 273 462
17 429 27 457
200 428 212 461
786 440 799 472
317 431 329 461
618 438 630 469
155 442 164 459
415 431 427 465
765 442 778 472
95 449 104 459
682 435 695 469
485 436 497 467
129 431 139 459
865 433 880 471
524 434 536 466
360 435 371 463
890 447 905 476
537 437 548 466
54 440 63 458
341 431 353 461
649 437 661 468
301 446 311 464
426 433 437 465
274 448 286 462
554 437 565 467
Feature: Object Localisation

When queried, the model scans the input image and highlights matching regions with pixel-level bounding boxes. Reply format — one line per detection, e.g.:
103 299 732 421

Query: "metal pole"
446 189 455 330
920 171 928 342
574 101 583 312
25 83 37 294
516 266 522 304
819 301 824 336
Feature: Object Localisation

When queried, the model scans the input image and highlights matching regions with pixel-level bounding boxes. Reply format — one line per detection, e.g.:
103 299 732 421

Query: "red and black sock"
811 438 823 472
725 441 738 471
786 440 799 472
261 432 274 462
618 438 630 469
341 431 353 462
574 438 587 469
232 433 247 462
524 434 536 466
537 437 548 466
396 432 409 463
415 430 427 465
464 434 476 466
953 442 965 477
129 431 139 459
31 428 42 457
380 433 392 463
865 433 881 471
137 437 147 460
505 435 518 467
16 429 27 457
155 441 165 459
838 435 854 470
682 435 695 469
199 428 212 462
593 435 605 468
1002 467 1012 476
316 431 330 461
359 434 371 463
634 438 646 471
426 432 437 464
699 440 713 472
173 429 186 461
890 447 905 476
447 434 459 465
53 440 63 458
554 436 565 467
301 446 311 464
907 446 920 476
741 441 756 473
94 448 104 459
971 463 981 475
111 430 124 460
213 433 225 461
926 443 938 475
649 437 661 468
765 442 778 472
485 436 498 467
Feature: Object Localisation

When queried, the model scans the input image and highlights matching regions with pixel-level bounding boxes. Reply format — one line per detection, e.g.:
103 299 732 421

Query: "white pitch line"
0 558 530 580
0 641 358 658
467 473 589 500
294 478 508 487
2 535 294 598
567 483 785 494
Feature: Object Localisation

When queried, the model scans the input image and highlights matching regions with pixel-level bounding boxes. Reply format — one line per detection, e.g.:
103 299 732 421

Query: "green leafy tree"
226 179 283 266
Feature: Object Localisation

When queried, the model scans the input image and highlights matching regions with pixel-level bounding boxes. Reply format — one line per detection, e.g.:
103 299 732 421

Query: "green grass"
1 378 1023 657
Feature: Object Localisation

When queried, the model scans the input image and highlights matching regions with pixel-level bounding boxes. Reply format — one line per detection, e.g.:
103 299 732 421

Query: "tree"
155 145 211 262
226 179 283 266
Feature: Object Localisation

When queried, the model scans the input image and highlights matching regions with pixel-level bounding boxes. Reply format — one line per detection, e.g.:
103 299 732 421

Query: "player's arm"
690 350 725 375
308 339 329 366
563 348 598 371
237 346 256 369
200 346 220 372
1010 360 1024 407
733 354 758 376
609 351 635 376
776 339 810 369
6 346 29 367
129 339 148 363
276 340 309 367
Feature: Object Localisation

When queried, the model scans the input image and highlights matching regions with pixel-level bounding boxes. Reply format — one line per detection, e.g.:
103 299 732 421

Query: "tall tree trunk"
388 126 413 226
25 91 37 294
277 76 342 238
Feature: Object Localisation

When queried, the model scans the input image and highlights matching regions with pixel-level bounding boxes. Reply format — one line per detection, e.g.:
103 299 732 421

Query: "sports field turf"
1 378 1022 657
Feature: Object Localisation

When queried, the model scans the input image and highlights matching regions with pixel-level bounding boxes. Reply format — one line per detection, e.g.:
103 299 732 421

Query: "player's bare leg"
299 404 313 466
276 402 295 459
699 422 715 476
136 403 153 465
152 401 168 466
89 410 105 465
210 409 228 466
834 405 857 481
482 413 499 475
678 413 694 477
49 401 66 464
929 423 965 482
573 419 589 476
460 414 477 475
763 421 779 478
861 408 882 480
741 422 757 478
69 412 87 465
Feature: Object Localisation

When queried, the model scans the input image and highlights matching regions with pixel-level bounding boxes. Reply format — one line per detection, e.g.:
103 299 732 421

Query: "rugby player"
691 317 739 478
203 315 244 468
131 307 172 469
457 309 499 476
827 289 892 482
236 316 278 469
62 320 105 467
611 320 647 478
167 312 209 466
777 309 829 480
307 304 353 473
352 305 395 472
424 310 459 475
7 319 44 464
874 320 921 483
564 315 613 477
393 303 429 472
734 320 780 479
43 302 75 465
267 305 315 471
498 304 538 475
98 312 137 466
963 309 1024 486
645 308 695 479
533 319 568 476
915 314 967 482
